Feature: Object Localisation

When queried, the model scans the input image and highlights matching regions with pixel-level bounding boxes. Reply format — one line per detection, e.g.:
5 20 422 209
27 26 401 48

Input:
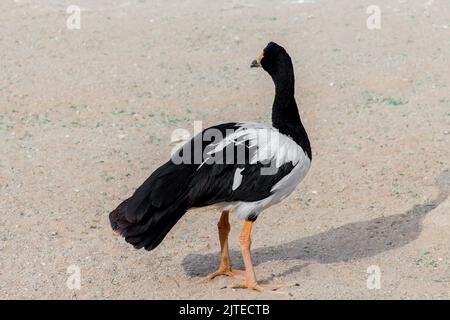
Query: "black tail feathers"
109 193 189 251
109 160 197 251
109 198 133 235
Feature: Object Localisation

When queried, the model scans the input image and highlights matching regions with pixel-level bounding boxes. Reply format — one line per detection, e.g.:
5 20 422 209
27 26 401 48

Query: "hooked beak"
250 51 263 68
250 59 261 68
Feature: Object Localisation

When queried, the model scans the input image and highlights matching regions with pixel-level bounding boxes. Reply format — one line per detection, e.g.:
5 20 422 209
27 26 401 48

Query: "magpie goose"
109 42 312 291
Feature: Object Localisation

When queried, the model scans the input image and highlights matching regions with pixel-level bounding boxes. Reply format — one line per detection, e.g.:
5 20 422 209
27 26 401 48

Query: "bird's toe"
232 282 287 294
207 269 245 280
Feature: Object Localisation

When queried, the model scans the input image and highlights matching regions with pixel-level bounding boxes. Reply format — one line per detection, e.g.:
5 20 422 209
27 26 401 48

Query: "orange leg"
208 211 244 280
232 220 283 292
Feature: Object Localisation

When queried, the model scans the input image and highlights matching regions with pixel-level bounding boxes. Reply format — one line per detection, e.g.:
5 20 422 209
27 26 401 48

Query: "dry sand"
0 0 449 299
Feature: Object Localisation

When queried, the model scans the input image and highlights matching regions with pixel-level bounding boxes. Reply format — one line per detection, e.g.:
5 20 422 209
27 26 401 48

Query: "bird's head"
250 42 293 78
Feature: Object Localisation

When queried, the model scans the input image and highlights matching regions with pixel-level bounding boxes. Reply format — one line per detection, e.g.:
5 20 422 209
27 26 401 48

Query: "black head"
250 42 293 77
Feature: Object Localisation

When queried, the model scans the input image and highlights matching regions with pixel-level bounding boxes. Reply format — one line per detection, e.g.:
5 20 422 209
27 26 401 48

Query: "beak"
250 59 261 68
250 51 264 68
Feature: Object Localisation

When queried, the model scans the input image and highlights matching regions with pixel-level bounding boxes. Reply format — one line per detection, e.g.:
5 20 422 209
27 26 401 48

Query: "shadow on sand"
182 170 450 278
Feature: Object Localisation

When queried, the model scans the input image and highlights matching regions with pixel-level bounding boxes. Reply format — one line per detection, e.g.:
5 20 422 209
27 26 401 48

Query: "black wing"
175 122 295 207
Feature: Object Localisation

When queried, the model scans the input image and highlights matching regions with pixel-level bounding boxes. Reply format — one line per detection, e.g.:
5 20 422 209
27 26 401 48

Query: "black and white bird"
110 42 312 292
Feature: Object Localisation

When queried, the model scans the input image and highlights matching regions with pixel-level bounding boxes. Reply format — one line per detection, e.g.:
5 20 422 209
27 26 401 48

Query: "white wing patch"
203 122 303 168
232 167 245 191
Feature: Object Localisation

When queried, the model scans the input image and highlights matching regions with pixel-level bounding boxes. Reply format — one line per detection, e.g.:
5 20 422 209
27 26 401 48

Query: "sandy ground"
0 0 449 299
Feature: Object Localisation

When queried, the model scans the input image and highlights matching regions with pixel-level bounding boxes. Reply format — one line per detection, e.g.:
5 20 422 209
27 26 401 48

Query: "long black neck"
270 60 312 160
